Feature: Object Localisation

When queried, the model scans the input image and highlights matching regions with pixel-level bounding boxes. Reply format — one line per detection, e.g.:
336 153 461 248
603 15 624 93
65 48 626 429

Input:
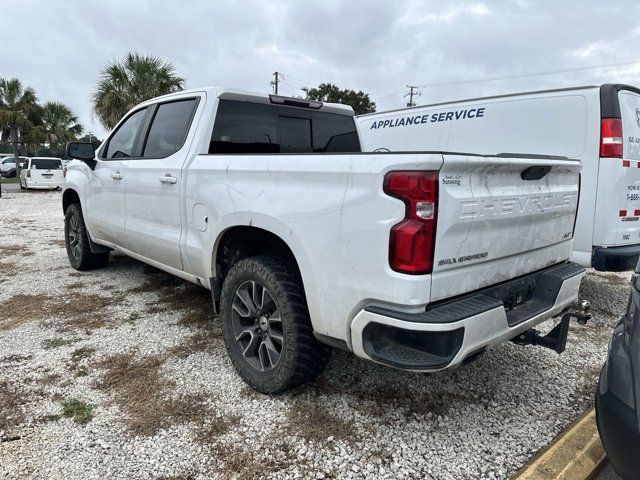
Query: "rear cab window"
209 100 360 154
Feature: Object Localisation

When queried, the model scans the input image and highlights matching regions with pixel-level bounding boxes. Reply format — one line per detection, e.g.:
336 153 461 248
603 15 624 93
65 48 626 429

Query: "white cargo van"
357 84 640 271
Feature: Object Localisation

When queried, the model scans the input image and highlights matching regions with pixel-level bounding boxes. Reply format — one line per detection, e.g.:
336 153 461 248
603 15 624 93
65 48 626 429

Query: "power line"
405 85 421 107
270 71 285 94
416 60 640 88
372 60 640 105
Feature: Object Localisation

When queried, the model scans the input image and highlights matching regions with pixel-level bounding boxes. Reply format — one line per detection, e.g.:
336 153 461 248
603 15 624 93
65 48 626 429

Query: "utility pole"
271 72 284 95
405 85 421 107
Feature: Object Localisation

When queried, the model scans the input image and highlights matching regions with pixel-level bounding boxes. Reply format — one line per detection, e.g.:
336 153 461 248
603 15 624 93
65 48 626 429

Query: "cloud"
1 0 639 137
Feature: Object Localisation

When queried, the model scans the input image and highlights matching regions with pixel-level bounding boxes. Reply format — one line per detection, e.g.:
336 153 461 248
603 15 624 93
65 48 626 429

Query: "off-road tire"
220 255 331 393
64 203 109 270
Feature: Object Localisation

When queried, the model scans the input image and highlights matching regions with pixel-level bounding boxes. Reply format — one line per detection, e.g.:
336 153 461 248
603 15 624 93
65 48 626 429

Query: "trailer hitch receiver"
511 300 590 354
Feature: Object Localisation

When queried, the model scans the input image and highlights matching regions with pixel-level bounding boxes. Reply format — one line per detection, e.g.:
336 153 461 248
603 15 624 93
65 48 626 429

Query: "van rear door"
29 158 64 187
593 89 640 249
430 154 580 301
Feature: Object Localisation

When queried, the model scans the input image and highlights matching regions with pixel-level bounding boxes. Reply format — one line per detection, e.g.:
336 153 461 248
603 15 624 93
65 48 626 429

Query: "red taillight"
383 171 438 274
600 118 623 158
26 169 31 178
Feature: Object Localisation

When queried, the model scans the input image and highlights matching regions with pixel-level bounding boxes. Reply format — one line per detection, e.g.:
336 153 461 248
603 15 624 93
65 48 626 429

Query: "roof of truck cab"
136 86 355 116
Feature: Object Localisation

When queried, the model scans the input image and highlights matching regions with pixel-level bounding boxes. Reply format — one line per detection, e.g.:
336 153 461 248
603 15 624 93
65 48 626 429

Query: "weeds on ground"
42 337 80 349
0 380 25 434
130 267 214 329
68 347 95 376
61 398 94 424
168 331 213 359
95 351 238 438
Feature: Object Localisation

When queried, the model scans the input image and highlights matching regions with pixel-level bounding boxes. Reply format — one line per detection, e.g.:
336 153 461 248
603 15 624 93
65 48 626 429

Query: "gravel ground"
0 191 628 480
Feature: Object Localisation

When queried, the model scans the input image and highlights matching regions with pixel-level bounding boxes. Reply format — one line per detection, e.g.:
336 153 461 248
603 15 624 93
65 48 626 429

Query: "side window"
210 101 278 154
103 108 147 159
142 99 197 158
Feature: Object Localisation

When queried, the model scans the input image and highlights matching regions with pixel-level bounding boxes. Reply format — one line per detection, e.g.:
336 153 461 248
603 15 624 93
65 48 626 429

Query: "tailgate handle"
521 166 552 181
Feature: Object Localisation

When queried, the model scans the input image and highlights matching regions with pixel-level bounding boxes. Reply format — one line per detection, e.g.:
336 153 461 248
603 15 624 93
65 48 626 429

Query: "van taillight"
26 169 31 178
383 171 438 275
600 118 623 158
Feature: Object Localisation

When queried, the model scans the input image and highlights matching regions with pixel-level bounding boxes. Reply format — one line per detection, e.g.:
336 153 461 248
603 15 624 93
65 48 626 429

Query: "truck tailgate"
431 154 580 301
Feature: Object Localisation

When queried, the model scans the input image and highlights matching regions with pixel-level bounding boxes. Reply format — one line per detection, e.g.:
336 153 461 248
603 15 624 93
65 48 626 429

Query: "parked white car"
0 156 28 178
357 84 640 272
19 157 65 189
62 87 587 393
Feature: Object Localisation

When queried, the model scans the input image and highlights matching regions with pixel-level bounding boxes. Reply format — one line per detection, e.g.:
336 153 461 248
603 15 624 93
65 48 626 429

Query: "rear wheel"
220 255 331 393
64 203 109 270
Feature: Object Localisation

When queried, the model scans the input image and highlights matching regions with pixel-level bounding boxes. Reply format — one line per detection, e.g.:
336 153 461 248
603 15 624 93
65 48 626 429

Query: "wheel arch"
62 188 81 213
210 225 307 313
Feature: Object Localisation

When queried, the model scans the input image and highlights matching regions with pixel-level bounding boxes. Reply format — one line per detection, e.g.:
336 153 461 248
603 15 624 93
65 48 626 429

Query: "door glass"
104 108 147 159
143 99 197 158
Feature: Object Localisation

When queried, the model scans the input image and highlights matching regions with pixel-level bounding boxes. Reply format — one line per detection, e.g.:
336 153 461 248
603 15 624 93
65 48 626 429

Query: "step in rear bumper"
350 262 585 371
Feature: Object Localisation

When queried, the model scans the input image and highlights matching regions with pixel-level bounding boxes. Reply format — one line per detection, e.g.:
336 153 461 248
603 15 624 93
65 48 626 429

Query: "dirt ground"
0 191 627 479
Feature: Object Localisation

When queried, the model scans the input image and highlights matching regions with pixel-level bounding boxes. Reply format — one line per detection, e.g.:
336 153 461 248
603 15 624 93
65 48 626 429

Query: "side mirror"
66 142 95 161
65 142 97 170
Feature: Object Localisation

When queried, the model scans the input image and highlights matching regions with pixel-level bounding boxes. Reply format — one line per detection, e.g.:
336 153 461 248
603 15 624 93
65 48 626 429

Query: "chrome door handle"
159 174 177 184
111 171 123 180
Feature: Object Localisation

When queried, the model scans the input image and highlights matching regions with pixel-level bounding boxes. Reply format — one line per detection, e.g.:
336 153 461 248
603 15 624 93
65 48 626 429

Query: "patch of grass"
124 311 140 324
0 354 32 363
0 380 25 433
0 291 117 333
41 413 61 422
95 352 233 437
42 337 80 349
68 347 95 377
210 441 294 479
61 398 94 425
0 177 19 184
0 261 19 276
0 244 30 256
285 393 358 443
169 331 214 359
129 268 214 329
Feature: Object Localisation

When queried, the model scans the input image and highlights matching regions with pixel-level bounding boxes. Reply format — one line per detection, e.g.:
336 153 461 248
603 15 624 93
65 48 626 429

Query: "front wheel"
220 255 331 393
64 203 109 270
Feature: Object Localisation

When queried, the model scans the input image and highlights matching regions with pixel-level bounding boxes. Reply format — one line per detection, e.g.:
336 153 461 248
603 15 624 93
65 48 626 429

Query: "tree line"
1 52 376 173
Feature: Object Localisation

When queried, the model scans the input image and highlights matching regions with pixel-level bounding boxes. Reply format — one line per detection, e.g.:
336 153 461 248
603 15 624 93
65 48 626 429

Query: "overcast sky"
2 0 640 138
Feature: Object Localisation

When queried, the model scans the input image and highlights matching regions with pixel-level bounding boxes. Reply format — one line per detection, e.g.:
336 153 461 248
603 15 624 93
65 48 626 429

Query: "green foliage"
303 83 376 115
77 133 102 150
93 52 185 129
0 78 83 158
0 79 38 175
39 102 83 155
61 398 94 425
42 337 80 349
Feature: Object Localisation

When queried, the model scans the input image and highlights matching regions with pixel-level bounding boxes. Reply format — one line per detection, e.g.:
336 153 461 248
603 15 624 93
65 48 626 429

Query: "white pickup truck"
63 87 588 393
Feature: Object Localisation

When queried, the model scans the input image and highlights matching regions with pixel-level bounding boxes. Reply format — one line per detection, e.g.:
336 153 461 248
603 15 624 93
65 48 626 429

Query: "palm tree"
39 101 83 155
0 78 38 176
93 52 185 130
